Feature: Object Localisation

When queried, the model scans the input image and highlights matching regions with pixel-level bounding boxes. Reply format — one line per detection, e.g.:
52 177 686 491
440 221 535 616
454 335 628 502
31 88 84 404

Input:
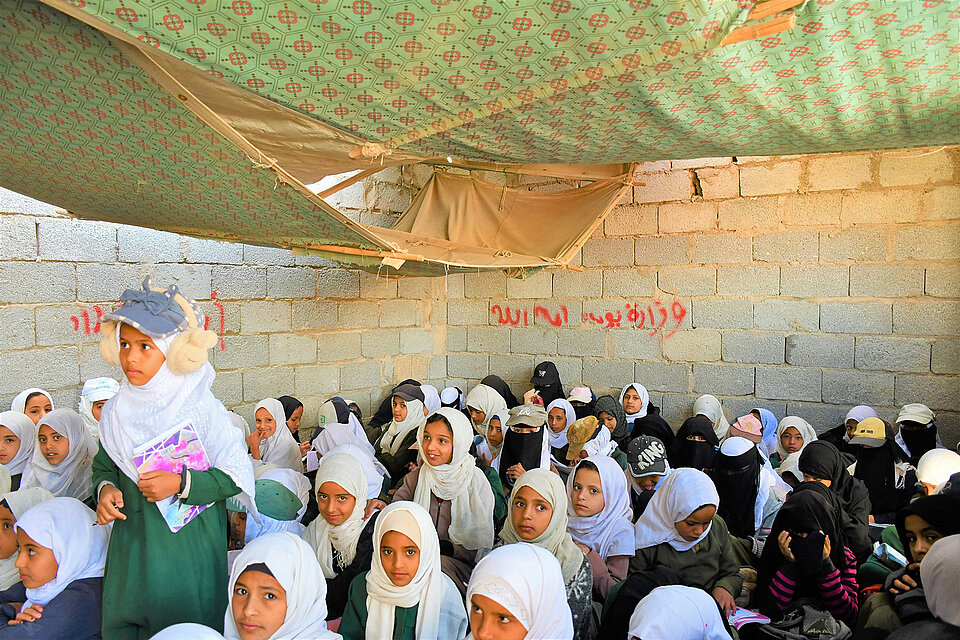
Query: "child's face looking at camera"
470 593 528 640
511 486 553 540
14 529 58 589
487 418 503 448
780 427 804 454
0 427 21 465
37 425 69 466
380 530 420 587
285 406 303 434
0 504 17 559
422 419 454 466
675 505 716 542
317 481 357 526
254 408 277 439
571 467 604 517
392 396 408 423
118 324 166 386
231 569 287 640
547 408 567 434
22 394 52 425
622 388 643 414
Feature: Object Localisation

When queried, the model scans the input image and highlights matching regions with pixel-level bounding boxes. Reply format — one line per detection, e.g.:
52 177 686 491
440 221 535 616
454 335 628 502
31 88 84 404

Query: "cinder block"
922 185 960 220
447 326 467 352
294 364 340 397
657 267 716 296
740 162 801 196
339 360 383 391
117 226 181 263
429 355 447 379
1 214 37 259
634 236 688 266
0 307 34 349
727 399 787 422
150 264 213 300
893 301 960 336
780 265 849 298
553 270 602 298
467 326 510 353
755 366 821 402
316 269 361 298
662 329 721 362
755 300 818 332
753 230 818 263
359 277 398 299
338 301 379 329
240 301 291 333
611 330 659 359
879 151 954 187
672 157 732 170
549 356 583 387
33 305 97 346
658 202 717 233
400 328 434 354
0 262 76 303
692 298 753 330
895 225 960 261
464 271 507 298
447 352 488 379
270 334 318 365
850 264 924 298
840 190 921 224
76 343 117 382
398 277 433 299
558 330 606 357
785 334 854 368
822 370 894 405
719 196 779 231
0 346 79 395
602 269 656 298
178 236 244 265
895 374 960 410
489 354 534 384
0 188 58 216
855 336 930 373
819 228 886 262
717 265 779 296
380 299 419 328
38 218 116 262
361 329 400 358
659 393 695 425
695 165 739 200
932 339 960 374
779 192 842 227
806 154 872 191
511 328 558 355
925 265 960 298
242 244 296 266
267 267 316 299
821 302 891 334
634 171 692 203
692 364 755 396
722 332 785 364
448 299 489 326
582 238 635 267
786 402 847 433
291 301 337 331
212 266 267 300
635 361 690 393
690 234 752 265
582 358 635 390
209 300 240 335
315 332 361 362
211 370 243 407
213 335 269 370
604 204 658 236
506 271 553 299
293 253 337 268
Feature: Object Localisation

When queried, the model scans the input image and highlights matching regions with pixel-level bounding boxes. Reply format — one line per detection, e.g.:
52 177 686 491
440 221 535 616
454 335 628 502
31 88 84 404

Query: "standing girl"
0 412 36 491
21 409 96 506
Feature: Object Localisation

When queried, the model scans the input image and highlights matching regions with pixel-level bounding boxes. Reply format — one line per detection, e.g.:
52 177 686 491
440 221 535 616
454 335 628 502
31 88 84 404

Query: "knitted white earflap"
166 293 217 376
99 320 121 366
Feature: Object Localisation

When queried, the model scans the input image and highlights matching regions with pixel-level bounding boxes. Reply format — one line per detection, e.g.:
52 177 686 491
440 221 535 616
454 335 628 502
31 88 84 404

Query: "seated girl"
566 387 595 421
820 405 876 456
339 501 468 640
78 378 119 441
234 479 305 548
0 412 36 491
566 457 633 600
620 384 673 449
626 435 671 520
373 386 428 489
628 585 732 640
693 394 731 441
0 497 109 639
313 427 390 504
500 469 592 639
247 399 302 472
849 417 913 524
466 542 573 640
21 409 96 507
668 416 720 472
755 489 859 626
497 405 551 492
392 409 497 596
798 441 872 531
770 416 816 470
564 417 626 471
594 395 630 450
749 407 779 459
9 390 52 426
277 395 309 456
476 410 507 469
0 488 54 591
545 399 576 470
224 531 341 640
303 452 381 621
465 384 507 438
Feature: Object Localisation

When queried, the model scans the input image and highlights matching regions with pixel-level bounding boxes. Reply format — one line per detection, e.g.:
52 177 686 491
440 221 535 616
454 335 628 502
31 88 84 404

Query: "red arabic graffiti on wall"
491 300 687 338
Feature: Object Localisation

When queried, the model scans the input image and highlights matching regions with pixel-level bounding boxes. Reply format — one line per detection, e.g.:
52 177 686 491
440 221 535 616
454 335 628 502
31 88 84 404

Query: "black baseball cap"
627 435 668 478
392 383 425 403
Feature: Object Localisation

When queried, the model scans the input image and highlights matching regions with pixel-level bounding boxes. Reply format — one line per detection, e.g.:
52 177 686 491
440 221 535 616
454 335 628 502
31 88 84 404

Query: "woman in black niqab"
667 416 719 471
530 361 564 406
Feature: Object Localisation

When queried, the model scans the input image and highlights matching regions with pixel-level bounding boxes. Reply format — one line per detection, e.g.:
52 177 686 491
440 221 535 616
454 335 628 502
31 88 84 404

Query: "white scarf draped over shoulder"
0 487 55 590
21 409 96 501
365 501 466 640
634 467 720 552
255 398 302 472
224 532 341 640
500 468 585 583
303 452 369 579
413 408 494 551
0 411 37 477
380 399 425 456
694 394 731 440
566 456 635 560
545 399 575 449
465 543 573 640
619 383 650 422
465 384 507 436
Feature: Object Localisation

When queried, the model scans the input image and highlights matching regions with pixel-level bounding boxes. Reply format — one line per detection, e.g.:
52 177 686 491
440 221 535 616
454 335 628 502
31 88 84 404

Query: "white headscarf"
719 437 776 533
465 543 573 640
566 456 634 560
440 387 466 411
920 533 960 627
149 623 224 639
501 468 585 583
420 385 441 414
224 532 341 640
20 409 96 501
635 467 720 552
303 452 368 578
694 394 731 440
583 424 617 458
323 442 388 500
0 487 55 590
619 383 650 422
0 467 8 497
318 401 369 448
380 398 426 456
482 409 510 462
15 497 109 607
628 585 732 640
366 501 465 640
545 399 575 449
774 416 817 475
257 466 311 521
916 449 960 492
413 408 494 551
98 325 255 509
255 399 302 471
0 410 37 476
465 385 507 436
78 377 120 440
9 389 54 416
313 423 375 459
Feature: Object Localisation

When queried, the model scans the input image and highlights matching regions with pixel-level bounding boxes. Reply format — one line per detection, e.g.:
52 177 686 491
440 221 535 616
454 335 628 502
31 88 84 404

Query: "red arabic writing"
490 300 687 337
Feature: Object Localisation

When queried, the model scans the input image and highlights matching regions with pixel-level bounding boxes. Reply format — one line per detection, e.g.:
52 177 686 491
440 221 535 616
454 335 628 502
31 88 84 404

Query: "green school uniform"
93 444 240 640
481 464 507 523
339 571 418 640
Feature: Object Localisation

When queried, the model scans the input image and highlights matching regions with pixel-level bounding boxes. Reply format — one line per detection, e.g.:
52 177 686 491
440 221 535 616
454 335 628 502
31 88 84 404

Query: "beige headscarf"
500 468 585 583
380 399 426 456
302 452 369 578
694 394 731 440
465 384 507 436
